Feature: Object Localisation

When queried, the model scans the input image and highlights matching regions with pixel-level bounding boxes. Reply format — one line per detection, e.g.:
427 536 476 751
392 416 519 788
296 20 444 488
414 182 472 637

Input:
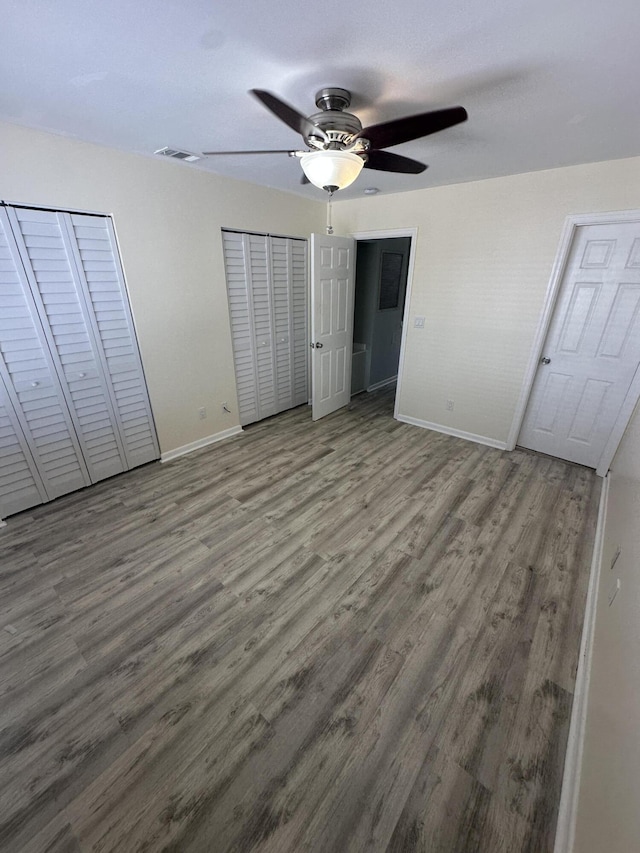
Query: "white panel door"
311 233 355 421
0 208 91 500
7 207 129 482
519 222 640 467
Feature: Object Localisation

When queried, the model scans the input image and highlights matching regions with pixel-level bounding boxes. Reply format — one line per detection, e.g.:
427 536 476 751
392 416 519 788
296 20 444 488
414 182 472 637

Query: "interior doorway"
508 210 640 476
351 236 411 398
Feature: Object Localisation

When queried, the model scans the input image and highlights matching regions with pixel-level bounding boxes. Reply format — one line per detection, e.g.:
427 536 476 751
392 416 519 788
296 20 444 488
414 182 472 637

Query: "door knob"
540 356 551 365
315 342 323 349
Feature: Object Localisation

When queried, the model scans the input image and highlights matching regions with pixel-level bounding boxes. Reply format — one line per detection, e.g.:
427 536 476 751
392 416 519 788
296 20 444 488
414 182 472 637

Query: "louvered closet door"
0 209 91 500
224 231 308 427
271 237 295 412
65 213 159 467
223 232 278 426
271 237 309 411
290 238 309 406
223 231 259 426
7 207 128 482
247 234 278 421
0 375 47 517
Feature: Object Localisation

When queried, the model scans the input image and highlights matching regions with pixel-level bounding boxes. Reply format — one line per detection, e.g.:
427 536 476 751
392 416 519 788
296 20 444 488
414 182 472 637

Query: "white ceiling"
2 0 639 201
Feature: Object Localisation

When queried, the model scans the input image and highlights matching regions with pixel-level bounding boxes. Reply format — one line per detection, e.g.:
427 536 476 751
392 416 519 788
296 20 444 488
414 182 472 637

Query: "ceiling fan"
203 87 468 194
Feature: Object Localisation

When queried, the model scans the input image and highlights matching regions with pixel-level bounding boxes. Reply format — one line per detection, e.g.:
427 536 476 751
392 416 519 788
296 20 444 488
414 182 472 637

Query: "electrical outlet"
198 407 207 420
446 399 454 411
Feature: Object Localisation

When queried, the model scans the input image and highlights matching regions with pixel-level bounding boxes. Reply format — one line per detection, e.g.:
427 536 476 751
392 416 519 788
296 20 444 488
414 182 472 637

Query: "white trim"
597 362 640 476
507 210 640 471
349 227 418 421
553 472 610 853
160 425 243 463
366 375 397 392
396 413 507 450
1 198 111 217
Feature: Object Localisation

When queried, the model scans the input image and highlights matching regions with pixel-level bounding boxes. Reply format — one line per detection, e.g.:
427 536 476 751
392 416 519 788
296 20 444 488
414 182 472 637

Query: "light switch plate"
414 316 426 328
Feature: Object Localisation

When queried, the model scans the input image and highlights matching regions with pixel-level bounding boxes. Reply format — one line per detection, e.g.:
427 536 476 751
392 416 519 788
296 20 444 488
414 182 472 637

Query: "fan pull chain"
326 191 334 235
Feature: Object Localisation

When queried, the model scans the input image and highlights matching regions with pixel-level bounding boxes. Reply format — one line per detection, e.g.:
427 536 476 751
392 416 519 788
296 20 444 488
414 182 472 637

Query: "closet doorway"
222 229 308 427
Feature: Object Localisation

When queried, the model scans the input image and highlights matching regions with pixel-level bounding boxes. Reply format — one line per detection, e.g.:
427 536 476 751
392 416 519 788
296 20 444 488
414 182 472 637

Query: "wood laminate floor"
0 387 601 853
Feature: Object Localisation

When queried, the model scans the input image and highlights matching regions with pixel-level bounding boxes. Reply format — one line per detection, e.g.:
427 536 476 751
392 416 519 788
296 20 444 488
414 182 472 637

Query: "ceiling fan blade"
364 150 427 174
250 89 328 143
358 106 468 150
202 149 299 155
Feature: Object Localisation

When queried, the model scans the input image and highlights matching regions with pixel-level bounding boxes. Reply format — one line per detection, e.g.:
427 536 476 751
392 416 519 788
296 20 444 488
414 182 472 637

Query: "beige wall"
2 119 639 457
332 157 640 443
0 121 325 454
574 400 640 852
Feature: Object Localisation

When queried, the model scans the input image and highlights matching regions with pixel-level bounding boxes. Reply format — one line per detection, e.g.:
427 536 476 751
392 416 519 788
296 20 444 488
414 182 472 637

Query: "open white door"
519 220 640 468
311 233 356 421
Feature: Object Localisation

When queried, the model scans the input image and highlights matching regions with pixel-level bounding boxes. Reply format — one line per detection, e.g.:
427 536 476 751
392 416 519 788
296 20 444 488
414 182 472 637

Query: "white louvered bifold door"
0 205 159 519
271 237 295 412
247 234 278 422
6 207 128 482
0 208 91 501
0 375 47 517
223 231 308 428
290 238 309 407
223 231 259 426
65 213 159 468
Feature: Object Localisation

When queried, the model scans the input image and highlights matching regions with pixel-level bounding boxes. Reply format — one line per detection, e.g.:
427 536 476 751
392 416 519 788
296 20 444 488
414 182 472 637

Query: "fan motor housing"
308 88 362 147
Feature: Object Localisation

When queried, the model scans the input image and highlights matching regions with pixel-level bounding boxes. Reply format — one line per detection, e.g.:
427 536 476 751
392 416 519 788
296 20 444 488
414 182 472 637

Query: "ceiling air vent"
154 146 201 163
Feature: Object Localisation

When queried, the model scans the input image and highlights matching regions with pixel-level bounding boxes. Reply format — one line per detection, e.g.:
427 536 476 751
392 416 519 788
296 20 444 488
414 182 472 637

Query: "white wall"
0 121 325 454
332 157 640 444
574 400 640 852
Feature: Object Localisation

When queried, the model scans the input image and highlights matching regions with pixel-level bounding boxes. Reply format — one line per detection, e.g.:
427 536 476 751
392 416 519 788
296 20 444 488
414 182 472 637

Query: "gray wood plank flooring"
0 387 601 853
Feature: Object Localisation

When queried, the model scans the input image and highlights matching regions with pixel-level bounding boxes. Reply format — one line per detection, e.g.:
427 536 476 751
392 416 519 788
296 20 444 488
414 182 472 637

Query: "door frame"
506 208 640 476
349 227 418 421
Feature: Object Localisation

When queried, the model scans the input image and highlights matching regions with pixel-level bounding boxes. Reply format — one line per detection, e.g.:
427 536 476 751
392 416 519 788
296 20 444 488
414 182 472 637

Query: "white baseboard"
160 425 243 463
553 472 610 853
366 375 398 393
395 413 507 451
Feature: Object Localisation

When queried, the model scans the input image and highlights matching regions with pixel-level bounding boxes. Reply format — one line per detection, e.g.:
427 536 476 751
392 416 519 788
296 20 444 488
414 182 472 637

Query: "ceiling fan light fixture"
300 150 364 192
